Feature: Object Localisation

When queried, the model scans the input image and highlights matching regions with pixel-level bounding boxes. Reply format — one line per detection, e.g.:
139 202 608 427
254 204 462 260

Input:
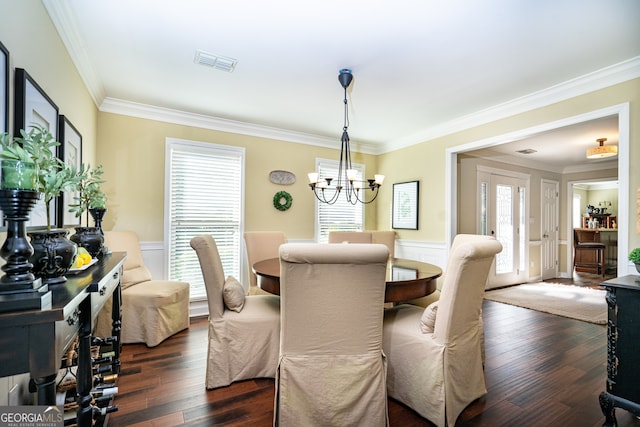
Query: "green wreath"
273 191 293 211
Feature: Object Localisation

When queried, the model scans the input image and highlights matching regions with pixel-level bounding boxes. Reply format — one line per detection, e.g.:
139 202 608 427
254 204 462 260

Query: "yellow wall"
97 113 379 241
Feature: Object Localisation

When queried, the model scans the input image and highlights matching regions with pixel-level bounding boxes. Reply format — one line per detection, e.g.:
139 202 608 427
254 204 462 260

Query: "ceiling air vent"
194 50 237 73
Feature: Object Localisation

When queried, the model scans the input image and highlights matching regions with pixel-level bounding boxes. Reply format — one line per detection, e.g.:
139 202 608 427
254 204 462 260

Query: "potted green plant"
0 130 38 190
629 248 640 275
69 164 106 257
0 125 81 285
19 126 82 284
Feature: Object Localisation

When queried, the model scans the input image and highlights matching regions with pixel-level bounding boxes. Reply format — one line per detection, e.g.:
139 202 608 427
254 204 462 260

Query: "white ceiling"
44 0 640 167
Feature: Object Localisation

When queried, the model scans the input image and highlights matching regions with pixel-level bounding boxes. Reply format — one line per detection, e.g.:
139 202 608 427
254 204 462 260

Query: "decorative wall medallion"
269 170 296 185
273 191 293 211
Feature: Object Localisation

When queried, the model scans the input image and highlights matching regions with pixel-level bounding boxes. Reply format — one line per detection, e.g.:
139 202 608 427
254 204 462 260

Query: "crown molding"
379 56 640 154
42 0 105 106
100 98 379 154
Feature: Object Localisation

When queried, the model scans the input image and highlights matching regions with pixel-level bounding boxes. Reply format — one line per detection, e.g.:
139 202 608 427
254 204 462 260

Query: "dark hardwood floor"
107 275 639 427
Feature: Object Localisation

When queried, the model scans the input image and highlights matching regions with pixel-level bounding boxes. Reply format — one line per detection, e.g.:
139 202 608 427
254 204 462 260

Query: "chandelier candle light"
308 69 384 204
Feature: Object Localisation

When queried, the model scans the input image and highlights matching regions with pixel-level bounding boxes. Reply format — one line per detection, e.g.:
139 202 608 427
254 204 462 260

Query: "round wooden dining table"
252 257 442 303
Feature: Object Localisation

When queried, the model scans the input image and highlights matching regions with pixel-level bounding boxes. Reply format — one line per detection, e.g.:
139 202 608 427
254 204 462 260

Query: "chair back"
370 230 396 259
433 235 502 345
243 231 286 289
574 228 602 244
104 230 152 289
279 243 388 354
276 243 389 426
190 235 225 319
328 231 372 243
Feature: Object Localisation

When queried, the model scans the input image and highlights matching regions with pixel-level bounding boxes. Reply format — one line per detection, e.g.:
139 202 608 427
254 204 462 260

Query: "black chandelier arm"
344 184 381 205
311 186 343 205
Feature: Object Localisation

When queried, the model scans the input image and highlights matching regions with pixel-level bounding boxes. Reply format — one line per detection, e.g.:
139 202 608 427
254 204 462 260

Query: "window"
314 158 364 243
165 138 244 300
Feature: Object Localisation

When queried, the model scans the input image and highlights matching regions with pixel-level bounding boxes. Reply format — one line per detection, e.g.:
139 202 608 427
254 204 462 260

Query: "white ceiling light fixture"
586 137 617 159
194 49 237 72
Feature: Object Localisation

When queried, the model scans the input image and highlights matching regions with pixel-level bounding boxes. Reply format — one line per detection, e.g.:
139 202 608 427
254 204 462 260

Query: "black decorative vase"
89 208 108 256
28 229 78 285
89 208 107 235
0 189 41 291
70 227 104 258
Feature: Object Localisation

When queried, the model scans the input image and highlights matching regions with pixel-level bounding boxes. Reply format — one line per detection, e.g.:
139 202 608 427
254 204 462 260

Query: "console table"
0 252 126 427
599 275 640 426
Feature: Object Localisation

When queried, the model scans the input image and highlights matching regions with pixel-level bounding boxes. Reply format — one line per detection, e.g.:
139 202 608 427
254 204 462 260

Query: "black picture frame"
0 41 8 133
392 180 419 230
14 68 59 229
58 115 82 227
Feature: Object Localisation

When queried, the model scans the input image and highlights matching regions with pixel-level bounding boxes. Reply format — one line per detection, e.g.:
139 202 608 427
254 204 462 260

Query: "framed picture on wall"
1 41 8 133
392 180 419 230
58 115 82 227
14 68 59 228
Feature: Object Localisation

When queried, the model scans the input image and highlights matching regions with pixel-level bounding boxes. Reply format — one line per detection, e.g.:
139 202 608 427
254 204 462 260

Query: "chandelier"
586 137 617 159
308 68 384 205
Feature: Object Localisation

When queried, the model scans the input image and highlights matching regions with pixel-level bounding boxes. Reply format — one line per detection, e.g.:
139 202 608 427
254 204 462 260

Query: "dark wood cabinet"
0 252 126 427
599 275 640 426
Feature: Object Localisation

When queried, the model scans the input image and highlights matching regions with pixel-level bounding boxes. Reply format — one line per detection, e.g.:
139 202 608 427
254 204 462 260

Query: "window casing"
314 158 365 243
165 138 245 301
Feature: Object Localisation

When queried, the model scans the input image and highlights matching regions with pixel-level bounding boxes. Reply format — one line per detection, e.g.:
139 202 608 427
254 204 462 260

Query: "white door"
541 180 559 280
489 175 528 287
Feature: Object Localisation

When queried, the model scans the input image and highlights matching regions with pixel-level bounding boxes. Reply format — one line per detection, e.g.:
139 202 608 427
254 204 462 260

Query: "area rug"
484 282 607 324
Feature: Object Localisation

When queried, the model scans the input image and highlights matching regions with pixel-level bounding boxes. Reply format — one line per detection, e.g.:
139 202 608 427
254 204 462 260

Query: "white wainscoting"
139 241 165 280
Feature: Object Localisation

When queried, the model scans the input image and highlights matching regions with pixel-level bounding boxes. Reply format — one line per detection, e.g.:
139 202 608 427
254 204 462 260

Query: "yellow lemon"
79 253 92 265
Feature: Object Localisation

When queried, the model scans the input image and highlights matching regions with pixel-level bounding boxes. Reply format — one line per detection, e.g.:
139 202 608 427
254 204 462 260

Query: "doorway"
446 103 630 280
568 179 619 275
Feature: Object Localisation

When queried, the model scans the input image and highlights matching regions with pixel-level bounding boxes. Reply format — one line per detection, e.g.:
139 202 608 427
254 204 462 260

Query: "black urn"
28 229 78 285
70 227 104 258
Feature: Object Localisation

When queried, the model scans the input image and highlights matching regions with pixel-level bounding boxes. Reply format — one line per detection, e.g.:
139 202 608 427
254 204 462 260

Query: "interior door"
541 180 559 279
488 174 528 287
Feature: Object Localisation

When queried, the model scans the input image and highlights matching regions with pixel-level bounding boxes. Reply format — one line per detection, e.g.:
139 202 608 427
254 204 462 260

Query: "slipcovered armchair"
94 230 190 347
190 234 280 389
243 231 286 295
275 243 389 426
383 235 502 426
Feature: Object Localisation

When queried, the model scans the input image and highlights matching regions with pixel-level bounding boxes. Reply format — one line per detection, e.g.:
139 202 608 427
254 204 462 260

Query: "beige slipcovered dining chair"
328 230 396 259
370 230 396 259
408 233 495 308
244 231 286 295
328 230 372 243
94 230 190 347
275 243 389 426
190 234 280 389
382 235 502 426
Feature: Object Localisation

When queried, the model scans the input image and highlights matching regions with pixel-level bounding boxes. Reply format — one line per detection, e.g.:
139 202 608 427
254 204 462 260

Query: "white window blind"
315 159 364 243
165 139 244 300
